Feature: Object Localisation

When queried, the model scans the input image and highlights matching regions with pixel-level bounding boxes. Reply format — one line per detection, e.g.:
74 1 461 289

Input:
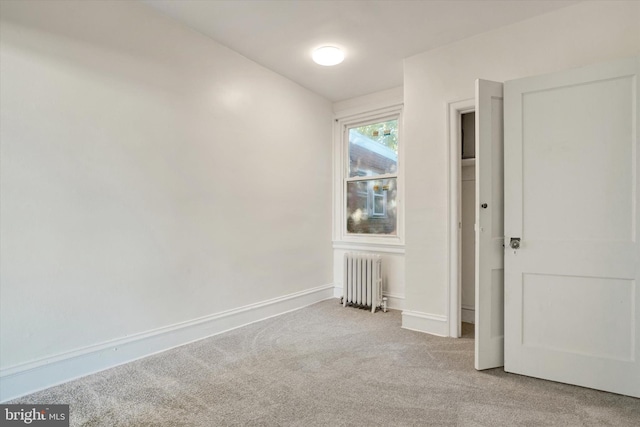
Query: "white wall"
403 1 640 334
332 87 405 310
0 0 332 399
333 87 403 118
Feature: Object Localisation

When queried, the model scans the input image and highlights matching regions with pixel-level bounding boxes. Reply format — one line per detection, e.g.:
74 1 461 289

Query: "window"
345 118 399 235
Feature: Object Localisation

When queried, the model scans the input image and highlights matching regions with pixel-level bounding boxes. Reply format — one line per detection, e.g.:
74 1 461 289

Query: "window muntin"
345 118 399 236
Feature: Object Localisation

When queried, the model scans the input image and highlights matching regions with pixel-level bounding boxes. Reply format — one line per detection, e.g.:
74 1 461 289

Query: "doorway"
450 81 504 369
447 98 475 338
449 58 638 396
460 112 476 336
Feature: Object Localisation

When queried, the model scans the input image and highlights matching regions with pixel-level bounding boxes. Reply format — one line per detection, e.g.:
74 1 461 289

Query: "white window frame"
333 104 404 246
372 186 387 217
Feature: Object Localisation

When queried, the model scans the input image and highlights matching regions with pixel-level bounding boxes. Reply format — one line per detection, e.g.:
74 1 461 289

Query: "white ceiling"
143 0 580 102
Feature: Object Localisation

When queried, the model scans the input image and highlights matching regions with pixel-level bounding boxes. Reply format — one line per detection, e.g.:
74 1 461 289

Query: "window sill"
333 239 405 254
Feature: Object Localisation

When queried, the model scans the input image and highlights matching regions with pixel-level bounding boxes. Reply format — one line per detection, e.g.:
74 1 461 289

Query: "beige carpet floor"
9 299 640 426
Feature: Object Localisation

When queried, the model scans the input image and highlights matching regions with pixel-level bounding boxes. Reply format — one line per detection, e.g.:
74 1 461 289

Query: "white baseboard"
461 305 475 324
0 284 334 402
382 293 405 311
401 310 448 337
333 286 405 310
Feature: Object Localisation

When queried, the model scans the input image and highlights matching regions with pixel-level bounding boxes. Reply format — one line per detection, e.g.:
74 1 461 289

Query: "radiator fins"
342 253 383 313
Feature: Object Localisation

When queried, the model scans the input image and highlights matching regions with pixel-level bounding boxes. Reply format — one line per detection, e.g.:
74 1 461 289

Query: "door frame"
447 98 475 338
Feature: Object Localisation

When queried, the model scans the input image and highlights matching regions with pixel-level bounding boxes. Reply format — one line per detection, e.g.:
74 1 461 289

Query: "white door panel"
504 56 639 397
474 79 504 370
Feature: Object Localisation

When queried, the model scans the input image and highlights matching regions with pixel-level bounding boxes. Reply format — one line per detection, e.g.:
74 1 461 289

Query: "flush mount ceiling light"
312 46 345 66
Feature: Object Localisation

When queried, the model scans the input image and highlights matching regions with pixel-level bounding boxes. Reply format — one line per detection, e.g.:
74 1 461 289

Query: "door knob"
509 238 521 250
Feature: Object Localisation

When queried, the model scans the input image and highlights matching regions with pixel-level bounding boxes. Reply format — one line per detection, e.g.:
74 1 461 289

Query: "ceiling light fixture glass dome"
312 46 345 66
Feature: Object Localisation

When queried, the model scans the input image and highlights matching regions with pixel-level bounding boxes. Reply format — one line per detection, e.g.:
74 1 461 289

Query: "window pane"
349 119 398 177
346 178 397 235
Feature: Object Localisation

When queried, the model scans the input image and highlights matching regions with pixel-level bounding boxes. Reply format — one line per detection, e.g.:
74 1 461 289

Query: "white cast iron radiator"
342 253 387 313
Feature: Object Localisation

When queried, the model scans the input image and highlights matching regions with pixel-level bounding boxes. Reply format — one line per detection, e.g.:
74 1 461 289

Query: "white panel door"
504 56 640 397
475 80 505 370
